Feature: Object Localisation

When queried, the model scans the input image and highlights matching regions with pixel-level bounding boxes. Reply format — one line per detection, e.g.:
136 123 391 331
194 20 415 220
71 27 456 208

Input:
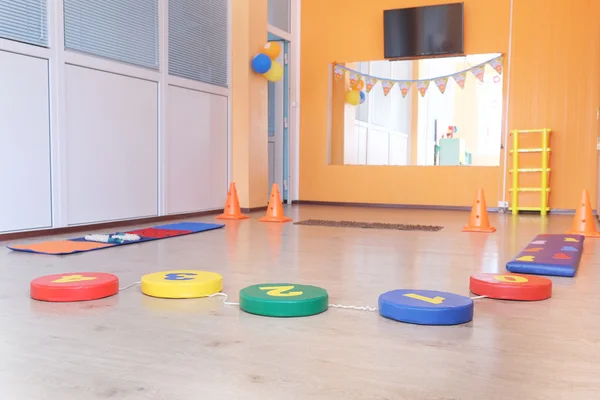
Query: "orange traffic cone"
462 188 496 233
566 190 600 237
216 182 249 220
259 184 292 223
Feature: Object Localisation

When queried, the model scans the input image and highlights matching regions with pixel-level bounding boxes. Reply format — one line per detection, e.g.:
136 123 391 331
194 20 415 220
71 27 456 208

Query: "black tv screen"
384 3 464 59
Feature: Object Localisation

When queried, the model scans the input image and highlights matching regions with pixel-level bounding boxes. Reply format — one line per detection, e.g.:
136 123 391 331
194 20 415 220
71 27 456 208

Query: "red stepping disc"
30 272 119 302
469 273 552 301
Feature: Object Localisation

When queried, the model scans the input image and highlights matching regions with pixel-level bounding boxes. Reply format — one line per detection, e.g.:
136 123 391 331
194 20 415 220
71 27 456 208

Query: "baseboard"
0 209 222 242
241 206 268 213
292 200 592 215
292 200 493 212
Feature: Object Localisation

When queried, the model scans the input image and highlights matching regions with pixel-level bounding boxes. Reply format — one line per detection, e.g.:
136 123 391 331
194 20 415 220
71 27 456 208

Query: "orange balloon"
354 80 365 91
261 42 281 60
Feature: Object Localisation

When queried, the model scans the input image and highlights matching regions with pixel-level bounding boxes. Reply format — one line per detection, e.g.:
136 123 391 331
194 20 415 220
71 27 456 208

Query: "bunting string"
334 55 503 99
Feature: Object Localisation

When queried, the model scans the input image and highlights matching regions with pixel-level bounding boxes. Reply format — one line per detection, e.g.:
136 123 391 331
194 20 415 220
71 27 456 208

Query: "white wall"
0 1 230 233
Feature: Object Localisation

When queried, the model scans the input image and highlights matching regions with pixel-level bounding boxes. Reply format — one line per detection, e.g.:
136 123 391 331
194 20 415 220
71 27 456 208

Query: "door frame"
267 0 300 203
267 38 285 197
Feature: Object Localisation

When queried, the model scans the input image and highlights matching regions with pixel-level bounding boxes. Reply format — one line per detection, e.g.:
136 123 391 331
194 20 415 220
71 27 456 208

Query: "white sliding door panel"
166 85 228 214
0 50 52 232
65 65 158 225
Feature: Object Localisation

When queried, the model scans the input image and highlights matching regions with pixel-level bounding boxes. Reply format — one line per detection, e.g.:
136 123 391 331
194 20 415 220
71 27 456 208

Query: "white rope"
328 304 378 312
119 281 141 291
208 292 239 306
329 296 486 312
116 285 487 308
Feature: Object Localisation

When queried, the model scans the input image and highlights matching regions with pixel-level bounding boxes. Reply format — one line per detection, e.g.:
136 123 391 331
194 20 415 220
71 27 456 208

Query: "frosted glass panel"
64 0 159 69
268 0 290 32
169 0 228 87
366 129 389 165
0 0 48 47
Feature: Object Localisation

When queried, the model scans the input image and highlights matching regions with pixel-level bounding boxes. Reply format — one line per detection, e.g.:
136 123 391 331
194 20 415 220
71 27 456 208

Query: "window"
268 82 275 136
169 0 228 88
346 60 412 166
416 54 503 166
64 0 159 69
0 0 48 47
268 0 291 33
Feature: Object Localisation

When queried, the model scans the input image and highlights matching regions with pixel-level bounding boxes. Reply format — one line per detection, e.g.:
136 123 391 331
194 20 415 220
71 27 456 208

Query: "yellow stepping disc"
141 270 223 299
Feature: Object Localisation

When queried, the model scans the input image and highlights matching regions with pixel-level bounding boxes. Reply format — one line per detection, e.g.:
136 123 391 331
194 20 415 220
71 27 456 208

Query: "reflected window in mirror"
330 53 504 167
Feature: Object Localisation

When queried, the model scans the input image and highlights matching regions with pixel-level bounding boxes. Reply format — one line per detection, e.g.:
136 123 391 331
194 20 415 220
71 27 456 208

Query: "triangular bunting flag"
470 66 485 82
381 80 395 96
452 72 467 89
354 74 363 86
416 80 430 97
348 71 359 86
333 56 501 98
333 65 344 80
434 77 449 94
489 57 503 75
364 76 379 93
398 81 412 98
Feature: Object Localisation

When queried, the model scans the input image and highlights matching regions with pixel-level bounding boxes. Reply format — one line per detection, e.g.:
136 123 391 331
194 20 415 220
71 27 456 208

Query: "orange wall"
231 0 269 209
300 0 600 209
507 0 600 209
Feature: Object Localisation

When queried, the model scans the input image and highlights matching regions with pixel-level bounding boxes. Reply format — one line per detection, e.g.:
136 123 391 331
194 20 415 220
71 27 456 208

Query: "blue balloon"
251 54 272 74
359 91 366 104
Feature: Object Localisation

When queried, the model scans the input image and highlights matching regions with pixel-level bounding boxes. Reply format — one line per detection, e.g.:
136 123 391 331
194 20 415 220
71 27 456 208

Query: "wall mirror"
329 53 504 167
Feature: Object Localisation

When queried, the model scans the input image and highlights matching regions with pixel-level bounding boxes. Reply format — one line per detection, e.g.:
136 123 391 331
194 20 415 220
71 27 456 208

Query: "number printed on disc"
239 283 329 318
141 270 223 299
378 289 474 326
30 272 119 302
469 273 552 301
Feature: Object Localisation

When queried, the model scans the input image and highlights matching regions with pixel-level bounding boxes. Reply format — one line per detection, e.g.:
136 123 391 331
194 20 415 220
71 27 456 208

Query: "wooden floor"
1 205 599 400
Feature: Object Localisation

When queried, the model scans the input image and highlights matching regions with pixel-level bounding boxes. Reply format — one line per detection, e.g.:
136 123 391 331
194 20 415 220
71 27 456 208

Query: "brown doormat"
294 219 443 232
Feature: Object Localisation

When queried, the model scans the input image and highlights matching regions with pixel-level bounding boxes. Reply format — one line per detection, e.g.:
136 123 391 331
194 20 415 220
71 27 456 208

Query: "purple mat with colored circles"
7 222 224 256
506 234 584 277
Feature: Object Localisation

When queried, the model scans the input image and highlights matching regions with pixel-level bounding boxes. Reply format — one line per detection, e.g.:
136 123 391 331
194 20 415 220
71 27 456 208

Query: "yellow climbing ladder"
509 128 551 216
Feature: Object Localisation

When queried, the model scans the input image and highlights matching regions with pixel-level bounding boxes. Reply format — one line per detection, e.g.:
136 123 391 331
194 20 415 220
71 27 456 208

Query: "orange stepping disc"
30 272 119 302
469 273 552 301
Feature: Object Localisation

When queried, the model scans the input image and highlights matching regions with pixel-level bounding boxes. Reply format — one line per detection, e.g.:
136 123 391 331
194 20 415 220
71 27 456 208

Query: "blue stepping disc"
378 289 474 326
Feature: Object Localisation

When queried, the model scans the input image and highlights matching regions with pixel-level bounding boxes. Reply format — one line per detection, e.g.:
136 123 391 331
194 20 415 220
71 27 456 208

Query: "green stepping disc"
239 283 329 317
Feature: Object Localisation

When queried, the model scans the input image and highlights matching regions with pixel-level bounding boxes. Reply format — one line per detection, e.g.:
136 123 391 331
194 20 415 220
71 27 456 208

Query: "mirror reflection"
329 53 504 166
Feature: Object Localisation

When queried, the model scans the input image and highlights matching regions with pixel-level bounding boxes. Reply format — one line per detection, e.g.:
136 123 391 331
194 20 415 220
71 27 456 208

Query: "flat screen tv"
384 3 464 59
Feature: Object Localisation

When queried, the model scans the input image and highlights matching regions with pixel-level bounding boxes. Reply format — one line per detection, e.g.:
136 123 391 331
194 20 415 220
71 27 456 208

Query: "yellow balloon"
345 90 361 106
263 61 283 82
262 42 281 59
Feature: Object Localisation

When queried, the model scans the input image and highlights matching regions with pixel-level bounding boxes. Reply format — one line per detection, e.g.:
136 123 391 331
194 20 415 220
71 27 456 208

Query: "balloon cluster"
345 80 366 106
251 42 283 82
